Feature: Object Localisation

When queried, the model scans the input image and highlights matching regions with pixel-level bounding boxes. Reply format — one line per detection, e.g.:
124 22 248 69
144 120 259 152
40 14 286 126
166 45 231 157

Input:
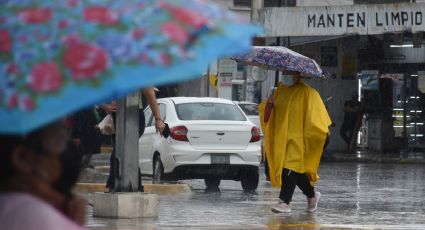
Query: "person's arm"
143 88 165 134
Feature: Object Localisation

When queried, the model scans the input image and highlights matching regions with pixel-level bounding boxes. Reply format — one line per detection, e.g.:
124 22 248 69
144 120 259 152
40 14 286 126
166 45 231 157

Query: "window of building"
234 0 251 7
354 0 414 4
264 0 296 7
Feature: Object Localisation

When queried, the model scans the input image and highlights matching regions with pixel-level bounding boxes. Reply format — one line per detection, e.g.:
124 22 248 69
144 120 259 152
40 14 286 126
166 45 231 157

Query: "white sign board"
261 3 425 36
218 77 232 99
218 59 237 76
217 59 236 100
219 77 232 87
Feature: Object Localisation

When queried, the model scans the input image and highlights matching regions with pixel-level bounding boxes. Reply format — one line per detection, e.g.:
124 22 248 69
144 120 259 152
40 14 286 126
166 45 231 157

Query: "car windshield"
176 103 246 121
238 103 259 116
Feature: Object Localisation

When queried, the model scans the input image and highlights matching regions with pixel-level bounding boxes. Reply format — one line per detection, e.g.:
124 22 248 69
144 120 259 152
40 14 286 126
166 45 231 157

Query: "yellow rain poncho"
259 81 331 188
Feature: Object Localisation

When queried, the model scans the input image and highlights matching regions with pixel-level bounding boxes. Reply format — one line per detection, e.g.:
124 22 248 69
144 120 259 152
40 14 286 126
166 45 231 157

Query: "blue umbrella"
232 46 328 78
0 0 261 134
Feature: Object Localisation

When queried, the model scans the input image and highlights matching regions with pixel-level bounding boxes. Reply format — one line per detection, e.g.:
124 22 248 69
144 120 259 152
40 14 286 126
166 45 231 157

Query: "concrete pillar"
93 192 159 218
93 91 159 218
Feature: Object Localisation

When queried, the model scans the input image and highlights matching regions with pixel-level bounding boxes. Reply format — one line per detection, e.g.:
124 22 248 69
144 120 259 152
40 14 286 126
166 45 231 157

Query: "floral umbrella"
0 0 260 134
232 46 328 78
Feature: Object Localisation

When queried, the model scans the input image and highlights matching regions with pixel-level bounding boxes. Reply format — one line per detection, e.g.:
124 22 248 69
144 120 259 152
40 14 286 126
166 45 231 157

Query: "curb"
144 183 192 195
76 183 106 193
100 146 113 154
94 166 110 173
75 183 192 195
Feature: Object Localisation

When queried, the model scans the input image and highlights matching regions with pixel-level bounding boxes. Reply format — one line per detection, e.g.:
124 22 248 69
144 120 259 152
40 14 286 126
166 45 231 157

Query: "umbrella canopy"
0 0 260 134
232 46 327 78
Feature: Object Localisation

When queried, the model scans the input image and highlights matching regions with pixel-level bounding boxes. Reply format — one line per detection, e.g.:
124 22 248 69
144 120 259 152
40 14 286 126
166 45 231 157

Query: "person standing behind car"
71 108 102 168
103 87 166 192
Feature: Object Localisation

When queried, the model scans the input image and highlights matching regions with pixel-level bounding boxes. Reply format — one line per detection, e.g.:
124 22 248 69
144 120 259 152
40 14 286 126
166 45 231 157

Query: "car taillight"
170 125 189 142
250 126 261 142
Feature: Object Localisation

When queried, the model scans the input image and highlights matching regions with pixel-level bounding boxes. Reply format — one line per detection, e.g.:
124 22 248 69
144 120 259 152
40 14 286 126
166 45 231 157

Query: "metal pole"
273 0 284 87
246 0 264 101
251 0 264 23
274 37 280 87
242 68 248 101
114 90 141 192
206 65 210 97
402 74 408 158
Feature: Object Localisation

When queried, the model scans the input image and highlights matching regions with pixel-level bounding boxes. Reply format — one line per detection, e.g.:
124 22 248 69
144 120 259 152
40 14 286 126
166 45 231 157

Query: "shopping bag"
98 114 115 135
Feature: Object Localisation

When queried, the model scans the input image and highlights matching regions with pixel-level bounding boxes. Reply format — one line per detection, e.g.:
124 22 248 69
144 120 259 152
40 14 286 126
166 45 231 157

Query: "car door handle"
216 132 225 136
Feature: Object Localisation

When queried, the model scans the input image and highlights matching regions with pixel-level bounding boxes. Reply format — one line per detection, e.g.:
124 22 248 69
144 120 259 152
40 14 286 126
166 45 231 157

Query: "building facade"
258 0 425 152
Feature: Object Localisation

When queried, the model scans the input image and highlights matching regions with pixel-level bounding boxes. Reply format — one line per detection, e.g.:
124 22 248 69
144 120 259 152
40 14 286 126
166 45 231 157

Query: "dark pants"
106 136 116 190
340 124 354 148
264 155 270 181
279 168 315 204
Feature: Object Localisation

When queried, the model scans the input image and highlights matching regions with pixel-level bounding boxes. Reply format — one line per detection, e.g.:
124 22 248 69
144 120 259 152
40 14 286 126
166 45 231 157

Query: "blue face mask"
283 76 297 87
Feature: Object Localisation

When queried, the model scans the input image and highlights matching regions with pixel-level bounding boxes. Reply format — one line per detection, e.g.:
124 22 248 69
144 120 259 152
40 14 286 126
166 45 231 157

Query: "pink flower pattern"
30 62 63 93
64 43 108 80
19 8 53 24
83 7 119 25
161 3 209 29
0 29 12 52
7 93 18 109
161 22 189 45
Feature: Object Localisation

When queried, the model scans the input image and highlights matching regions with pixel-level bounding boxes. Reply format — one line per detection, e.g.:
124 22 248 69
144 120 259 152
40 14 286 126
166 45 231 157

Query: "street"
83 161 425 230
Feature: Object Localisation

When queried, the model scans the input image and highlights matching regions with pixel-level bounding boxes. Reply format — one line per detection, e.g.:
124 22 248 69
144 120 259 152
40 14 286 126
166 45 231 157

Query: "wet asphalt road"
84 162 425 230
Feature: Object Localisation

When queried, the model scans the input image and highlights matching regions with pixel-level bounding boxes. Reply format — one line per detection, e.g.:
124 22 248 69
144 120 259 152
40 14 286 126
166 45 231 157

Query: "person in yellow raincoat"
259 72 331 213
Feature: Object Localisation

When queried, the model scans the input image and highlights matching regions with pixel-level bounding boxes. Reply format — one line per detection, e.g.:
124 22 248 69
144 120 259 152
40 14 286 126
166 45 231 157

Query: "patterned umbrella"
232 46 328 78
0 0 260 134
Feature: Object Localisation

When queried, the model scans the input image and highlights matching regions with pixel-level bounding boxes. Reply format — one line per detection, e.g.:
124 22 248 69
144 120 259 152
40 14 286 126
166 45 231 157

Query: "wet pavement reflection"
84 162 425 229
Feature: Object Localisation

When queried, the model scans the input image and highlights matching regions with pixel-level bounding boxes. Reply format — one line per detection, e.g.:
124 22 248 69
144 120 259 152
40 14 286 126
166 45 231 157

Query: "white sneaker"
307 191 321 212
271 201 291 213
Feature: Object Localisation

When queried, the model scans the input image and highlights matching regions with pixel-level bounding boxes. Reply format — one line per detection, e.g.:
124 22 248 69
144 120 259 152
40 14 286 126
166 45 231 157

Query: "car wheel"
204 178 221 189
241 168 259 192
152 156 164 183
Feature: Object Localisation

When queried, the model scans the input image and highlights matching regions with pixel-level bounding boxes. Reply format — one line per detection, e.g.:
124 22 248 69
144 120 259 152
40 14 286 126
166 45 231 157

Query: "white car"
234 101 262 136
139 97 262 191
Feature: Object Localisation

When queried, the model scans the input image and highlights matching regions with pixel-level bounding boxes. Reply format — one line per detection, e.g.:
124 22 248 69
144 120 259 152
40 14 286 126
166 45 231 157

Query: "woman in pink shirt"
0 121 86 230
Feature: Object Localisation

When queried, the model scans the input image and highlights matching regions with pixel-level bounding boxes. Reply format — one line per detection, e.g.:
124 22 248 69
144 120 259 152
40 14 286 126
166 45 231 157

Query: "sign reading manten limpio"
260 3 425 36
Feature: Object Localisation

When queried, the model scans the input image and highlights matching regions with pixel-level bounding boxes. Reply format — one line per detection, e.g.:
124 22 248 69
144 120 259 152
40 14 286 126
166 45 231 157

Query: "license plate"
211 154 230 164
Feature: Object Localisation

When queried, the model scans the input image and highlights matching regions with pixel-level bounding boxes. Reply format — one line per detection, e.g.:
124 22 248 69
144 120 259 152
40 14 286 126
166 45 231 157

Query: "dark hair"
0 136 24 177
0 124 54 178
54 141 83 195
